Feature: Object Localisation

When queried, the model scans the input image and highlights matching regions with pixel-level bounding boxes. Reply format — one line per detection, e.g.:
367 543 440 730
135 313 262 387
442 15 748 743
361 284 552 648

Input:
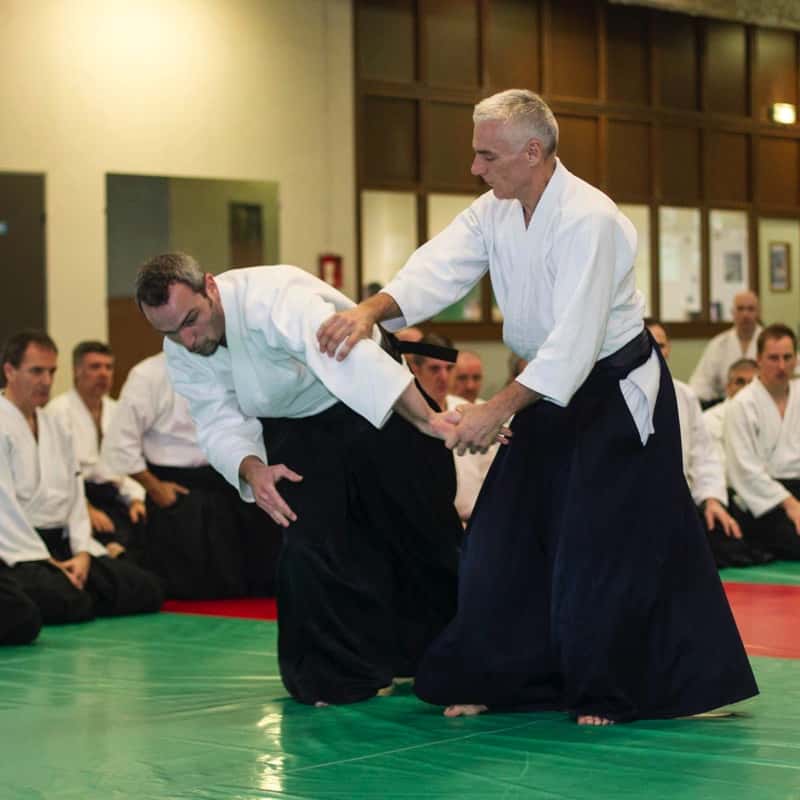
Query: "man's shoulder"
704 327 736 351
47 391 72 414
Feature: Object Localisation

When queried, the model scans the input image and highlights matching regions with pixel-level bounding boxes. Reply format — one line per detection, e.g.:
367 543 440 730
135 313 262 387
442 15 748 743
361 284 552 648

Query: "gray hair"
135 252 205 310
473 89 559 156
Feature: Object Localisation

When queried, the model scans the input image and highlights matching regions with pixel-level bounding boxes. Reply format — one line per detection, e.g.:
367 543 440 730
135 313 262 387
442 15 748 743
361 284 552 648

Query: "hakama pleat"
263 402 460 705
415 334 758 721
84 480 141 550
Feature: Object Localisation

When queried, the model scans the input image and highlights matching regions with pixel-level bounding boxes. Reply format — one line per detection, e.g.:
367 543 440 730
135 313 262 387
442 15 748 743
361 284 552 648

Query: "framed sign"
769 242 791 292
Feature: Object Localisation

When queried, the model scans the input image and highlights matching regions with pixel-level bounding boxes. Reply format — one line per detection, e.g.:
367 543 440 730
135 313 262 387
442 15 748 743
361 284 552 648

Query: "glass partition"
709 209 748 321
659 206 701 321
618 204 651 316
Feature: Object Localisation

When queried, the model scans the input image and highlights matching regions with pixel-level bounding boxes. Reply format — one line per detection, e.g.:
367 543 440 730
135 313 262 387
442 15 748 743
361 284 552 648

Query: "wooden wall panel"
108 298 164 397
654 12 697 109
706 132 749 204
755 29 798 121
660 126 700 203
363 97 418 183
607 121 650 199
488 0 539 90
557 116 599 186
548 0 598 99
426 102 481 188
606 4 649 106
704 20 747 116
424 0 480 87
758 138 799 207
357 0 416 83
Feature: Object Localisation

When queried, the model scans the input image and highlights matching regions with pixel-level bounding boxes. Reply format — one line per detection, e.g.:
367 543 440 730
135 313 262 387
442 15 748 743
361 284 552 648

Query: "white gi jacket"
102 353 208 475
703 400 728 474
0 394 107 566
381 159 658 444
165 266 414 501
725 378 800 517
446 394 496 522
689 326 761 403
673 380 726 507
48 389 145 504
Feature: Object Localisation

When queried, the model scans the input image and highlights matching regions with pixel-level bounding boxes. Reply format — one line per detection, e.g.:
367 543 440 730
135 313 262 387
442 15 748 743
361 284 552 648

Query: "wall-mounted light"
769 103 796 125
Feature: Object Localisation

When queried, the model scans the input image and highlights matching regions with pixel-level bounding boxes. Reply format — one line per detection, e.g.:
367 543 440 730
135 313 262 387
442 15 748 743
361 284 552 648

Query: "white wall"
0 0 355 392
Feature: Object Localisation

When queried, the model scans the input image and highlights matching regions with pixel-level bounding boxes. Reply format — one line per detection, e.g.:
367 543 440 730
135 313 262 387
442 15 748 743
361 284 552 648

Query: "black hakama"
742 479 800 561
131 464 283 599
414 331 758 722
263 401 461 705
4 528 164 625
0 571 41 645
84 480 142 550
706 496 774 568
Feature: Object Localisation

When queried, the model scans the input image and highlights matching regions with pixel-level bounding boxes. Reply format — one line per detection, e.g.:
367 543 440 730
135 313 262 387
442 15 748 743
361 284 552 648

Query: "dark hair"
757 324 797 355
72 340 113 370
728 358 757 376
408 333 454 366
1 330 58 387
135 252 205 310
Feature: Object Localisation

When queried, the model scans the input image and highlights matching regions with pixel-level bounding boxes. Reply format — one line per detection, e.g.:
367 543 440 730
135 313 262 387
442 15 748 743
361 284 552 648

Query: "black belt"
379 327 458 364
592 328 653 381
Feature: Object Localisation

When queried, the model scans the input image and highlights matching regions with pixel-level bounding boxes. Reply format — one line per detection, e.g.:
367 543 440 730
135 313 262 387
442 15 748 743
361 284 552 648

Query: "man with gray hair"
318 88 756 725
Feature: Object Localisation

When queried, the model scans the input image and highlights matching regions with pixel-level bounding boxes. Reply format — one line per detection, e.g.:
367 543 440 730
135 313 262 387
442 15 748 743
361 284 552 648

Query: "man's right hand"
148 479 190 509
240 457 303 527
316 307 375 361
88 504 115 533
783 495 800 536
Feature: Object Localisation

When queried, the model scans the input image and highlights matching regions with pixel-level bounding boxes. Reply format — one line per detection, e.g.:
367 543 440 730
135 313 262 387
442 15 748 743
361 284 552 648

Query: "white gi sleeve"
165 348 266 503
102 370 157 477
381 206 490 328
263 287 413 428
689 338 724 402
682 389 727 506
724 398 791 517
517 214 618 406
117 475 146 505
0 438 50 565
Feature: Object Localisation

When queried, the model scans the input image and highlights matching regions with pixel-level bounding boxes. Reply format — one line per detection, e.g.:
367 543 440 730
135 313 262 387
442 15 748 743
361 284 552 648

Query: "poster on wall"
769 242 791 292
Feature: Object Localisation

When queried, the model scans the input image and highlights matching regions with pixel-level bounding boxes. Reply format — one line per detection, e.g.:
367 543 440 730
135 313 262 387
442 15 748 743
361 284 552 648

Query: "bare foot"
376 684 394 697
444 704 488 717
314 701 329 708
577 714 614 726
106 542 126 559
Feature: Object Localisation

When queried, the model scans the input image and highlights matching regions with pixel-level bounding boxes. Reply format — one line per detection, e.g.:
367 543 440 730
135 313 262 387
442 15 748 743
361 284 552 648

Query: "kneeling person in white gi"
726 324 800 560
647 322 768 567
136 254 467 705
0 331 163 624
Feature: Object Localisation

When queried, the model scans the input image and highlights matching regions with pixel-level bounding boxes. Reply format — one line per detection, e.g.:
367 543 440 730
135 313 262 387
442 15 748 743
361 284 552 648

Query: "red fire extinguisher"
318 253 343 289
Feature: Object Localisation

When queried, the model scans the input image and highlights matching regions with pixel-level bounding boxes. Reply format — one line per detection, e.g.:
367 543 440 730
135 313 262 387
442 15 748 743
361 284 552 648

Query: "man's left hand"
128 500 147 524
703 498 742 539
448 403 512 455
61 551 92 590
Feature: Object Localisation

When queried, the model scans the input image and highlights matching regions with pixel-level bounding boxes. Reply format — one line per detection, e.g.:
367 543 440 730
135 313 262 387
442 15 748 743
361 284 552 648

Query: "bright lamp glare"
770 103 796 125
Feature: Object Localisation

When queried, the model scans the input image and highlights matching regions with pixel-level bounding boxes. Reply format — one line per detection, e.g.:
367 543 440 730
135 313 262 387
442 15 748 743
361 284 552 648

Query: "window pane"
710 210 749 322
361 191 417 295
618 204 651 316
428 194 482 321
659 206 701 321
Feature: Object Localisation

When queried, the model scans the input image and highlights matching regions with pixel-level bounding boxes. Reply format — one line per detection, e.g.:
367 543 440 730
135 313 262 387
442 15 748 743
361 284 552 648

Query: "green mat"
0 614 798 799
720 559 800 586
